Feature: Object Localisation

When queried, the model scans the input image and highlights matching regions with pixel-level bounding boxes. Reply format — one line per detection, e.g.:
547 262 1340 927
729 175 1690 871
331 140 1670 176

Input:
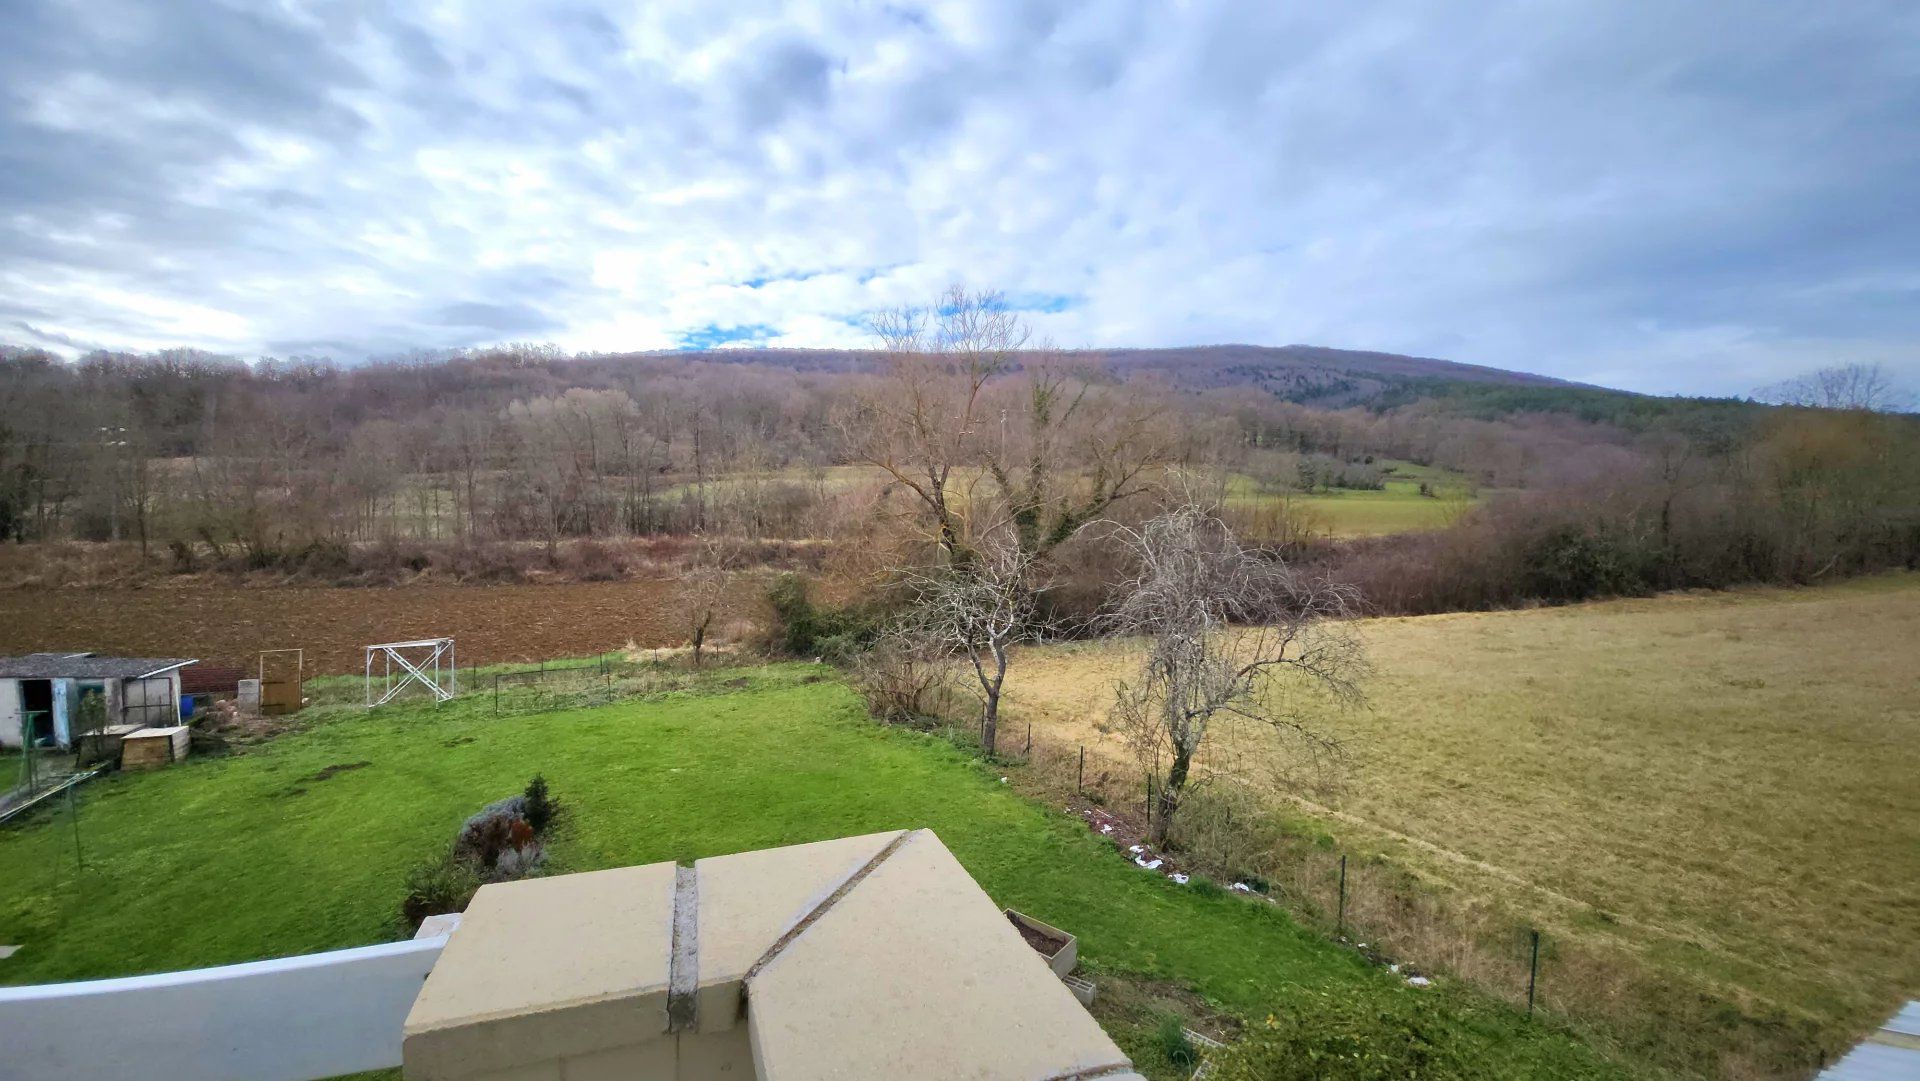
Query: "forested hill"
636 342 1592 409
1092 344 1585 406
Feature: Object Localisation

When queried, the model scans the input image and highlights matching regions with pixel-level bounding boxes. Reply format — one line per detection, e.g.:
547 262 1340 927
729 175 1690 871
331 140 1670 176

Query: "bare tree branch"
893 529 1047 755
838 285 1175 570
1103 504 1370 844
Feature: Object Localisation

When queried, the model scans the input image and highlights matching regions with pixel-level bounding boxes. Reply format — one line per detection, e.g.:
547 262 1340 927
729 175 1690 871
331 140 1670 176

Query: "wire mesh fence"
994 723 1569 1023
491 659 616 715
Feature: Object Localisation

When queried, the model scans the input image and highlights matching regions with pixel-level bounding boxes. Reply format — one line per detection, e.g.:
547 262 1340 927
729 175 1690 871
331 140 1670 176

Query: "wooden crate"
121 725 190 770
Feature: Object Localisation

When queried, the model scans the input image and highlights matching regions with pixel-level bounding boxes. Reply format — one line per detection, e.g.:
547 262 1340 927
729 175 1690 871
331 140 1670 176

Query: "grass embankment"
0 665 1625 1079
1003 573 1920 1074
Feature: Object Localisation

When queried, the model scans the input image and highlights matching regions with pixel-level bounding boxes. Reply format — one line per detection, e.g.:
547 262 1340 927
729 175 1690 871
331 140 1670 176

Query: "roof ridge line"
741 829 916 993
666 863 699 1033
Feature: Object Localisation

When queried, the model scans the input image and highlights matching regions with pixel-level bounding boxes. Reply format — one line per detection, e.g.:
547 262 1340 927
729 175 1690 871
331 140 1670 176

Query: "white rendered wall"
0 679 20 749
0 934 449 1081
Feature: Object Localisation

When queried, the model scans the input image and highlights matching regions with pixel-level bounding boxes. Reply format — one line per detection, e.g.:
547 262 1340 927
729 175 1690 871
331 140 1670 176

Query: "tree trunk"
1151 747 1193 846
980 640 1008 756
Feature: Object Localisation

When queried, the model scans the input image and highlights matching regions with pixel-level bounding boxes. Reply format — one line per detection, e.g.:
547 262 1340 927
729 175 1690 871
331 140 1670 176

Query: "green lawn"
0 665 1628 1079
1226 459 1479 537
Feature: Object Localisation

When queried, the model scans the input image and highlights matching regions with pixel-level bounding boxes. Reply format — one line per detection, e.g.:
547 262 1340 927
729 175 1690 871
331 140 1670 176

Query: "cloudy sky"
2 1 1916 395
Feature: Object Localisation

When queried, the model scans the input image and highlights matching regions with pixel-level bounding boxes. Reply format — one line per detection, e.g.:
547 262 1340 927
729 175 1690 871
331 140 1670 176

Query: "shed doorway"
19 679 52 745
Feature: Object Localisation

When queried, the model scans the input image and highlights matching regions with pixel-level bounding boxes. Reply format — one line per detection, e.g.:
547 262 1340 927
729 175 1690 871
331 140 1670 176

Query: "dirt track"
0 579 770 676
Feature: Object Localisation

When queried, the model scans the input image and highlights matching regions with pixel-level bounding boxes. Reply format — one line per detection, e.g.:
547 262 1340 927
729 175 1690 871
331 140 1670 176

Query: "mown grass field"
1001 573 1920 1072
0 665 1625 1079
677 459 1479 537
1225 458 1477 536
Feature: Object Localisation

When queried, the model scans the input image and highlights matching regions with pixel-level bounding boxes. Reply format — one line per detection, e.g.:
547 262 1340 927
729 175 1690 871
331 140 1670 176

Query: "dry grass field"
1001 573 1920 1072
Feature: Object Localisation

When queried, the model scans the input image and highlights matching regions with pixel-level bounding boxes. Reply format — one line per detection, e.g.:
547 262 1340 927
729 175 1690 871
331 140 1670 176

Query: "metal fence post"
1077 746 1085 794
1025 722 1032 755
1527 929 1541 1018
67 783 83 870
1337 854 1348 936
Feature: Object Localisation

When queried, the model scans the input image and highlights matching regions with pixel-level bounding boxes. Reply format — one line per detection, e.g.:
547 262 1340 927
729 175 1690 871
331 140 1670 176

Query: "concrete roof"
403 862 677 1077
694 830 898 1030
749 830 1135 1081
0 654 196 680
404 829 1142 1081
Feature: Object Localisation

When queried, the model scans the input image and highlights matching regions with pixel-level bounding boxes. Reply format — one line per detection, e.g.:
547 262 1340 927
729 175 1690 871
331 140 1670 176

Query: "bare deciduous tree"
844 285 1022 566
897 532 1043 755
842 285 1172 569
676 537 734 669
1756 363 1914 413
1105 505 1368 845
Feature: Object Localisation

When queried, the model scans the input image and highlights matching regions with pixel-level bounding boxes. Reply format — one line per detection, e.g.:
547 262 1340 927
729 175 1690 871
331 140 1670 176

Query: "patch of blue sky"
1005 292 1079 314
675 323 777 350
739 270 819 289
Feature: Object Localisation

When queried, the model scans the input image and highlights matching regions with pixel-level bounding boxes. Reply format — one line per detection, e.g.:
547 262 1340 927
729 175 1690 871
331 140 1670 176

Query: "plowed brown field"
0 579 771 675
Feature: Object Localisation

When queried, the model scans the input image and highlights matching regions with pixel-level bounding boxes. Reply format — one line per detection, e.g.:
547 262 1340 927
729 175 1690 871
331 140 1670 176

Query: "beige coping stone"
746 830 1136 1081
414 912 464 940
403 862 678 1080
693 829 906 1031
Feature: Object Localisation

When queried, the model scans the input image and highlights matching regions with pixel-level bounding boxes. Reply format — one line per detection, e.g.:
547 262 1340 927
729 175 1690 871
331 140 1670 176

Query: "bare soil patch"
0 578 773 675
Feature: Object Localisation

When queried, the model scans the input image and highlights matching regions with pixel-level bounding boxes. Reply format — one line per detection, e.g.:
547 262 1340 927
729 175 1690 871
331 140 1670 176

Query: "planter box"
1004 909 1077 978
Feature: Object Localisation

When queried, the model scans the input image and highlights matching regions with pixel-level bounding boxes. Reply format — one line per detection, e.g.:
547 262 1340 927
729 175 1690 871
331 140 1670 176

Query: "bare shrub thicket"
1329 407 1920 614
847 628 963 726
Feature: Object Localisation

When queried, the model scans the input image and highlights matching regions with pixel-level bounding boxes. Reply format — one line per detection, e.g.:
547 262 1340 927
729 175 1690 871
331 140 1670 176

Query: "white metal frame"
364 638 457 707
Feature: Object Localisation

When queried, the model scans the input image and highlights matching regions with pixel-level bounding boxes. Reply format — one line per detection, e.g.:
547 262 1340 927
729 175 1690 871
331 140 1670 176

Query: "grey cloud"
1 0 366 133
728 35 837 130
0 0 1914 394
433 301 559 333
262 337 362 357
8 320 109 352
